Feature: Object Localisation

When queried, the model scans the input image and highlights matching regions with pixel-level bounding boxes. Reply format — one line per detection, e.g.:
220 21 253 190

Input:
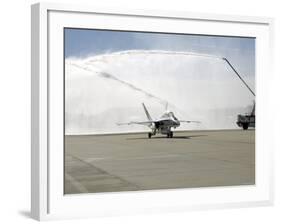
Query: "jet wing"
179 120 201 123
117 121 156 126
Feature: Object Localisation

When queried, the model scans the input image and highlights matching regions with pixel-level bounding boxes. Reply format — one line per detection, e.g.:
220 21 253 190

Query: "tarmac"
64 129 255 194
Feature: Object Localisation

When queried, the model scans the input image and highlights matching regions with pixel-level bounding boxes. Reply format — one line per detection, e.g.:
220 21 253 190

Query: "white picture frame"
31 2 274 221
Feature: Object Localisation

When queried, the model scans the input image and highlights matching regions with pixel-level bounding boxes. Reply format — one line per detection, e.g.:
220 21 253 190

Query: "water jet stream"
65 50 254 134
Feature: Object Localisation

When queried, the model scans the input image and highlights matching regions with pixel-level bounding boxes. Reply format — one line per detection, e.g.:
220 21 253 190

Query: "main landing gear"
147 131 173 138
167 131 173 138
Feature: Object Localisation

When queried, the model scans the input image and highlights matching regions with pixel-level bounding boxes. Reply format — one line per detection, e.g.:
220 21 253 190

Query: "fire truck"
222 58 255 130
236 102 255 130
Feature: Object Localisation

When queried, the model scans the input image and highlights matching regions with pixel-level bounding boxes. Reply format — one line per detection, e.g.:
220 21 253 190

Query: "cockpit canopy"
161 111 178 121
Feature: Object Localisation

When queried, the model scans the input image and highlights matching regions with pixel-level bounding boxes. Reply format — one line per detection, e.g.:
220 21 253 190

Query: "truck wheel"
242 123 249 130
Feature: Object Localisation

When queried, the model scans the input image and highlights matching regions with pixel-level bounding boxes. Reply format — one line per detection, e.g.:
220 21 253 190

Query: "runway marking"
84 154 179 162
68 154 141 190
65 173 89 193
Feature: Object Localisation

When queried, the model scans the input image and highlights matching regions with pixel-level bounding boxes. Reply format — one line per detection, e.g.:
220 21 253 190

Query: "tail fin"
142 103 153 121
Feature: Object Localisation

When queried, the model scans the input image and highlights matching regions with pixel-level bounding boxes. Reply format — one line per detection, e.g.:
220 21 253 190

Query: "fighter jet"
117 103 200 138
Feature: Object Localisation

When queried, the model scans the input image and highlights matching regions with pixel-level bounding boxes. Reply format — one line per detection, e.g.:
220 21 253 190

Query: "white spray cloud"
65 50 255 135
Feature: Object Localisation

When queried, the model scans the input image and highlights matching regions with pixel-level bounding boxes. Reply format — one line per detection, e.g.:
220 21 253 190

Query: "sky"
64 28 255 78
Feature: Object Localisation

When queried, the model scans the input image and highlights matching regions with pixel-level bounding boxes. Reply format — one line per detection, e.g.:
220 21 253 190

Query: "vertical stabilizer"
142 103 153 121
